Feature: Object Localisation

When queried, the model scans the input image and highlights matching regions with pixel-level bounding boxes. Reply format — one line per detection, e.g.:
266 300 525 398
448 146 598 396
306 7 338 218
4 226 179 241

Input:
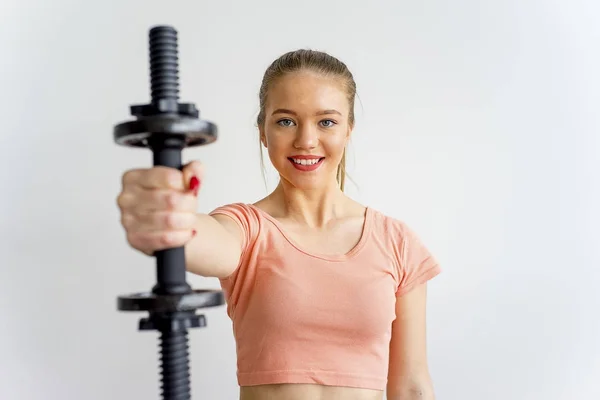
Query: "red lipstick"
288 155 325 172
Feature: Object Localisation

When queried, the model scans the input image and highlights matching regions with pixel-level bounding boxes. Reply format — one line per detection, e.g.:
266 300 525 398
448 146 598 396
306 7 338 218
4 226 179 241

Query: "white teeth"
292 158 321 165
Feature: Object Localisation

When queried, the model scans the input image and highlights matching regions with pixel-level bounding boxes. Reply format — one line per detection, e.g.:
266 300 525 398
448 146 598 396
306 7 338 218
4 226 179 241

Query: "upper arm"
387 283 435 398
184 213 243 279
211 213 245 250
387 220 440 398
185 203 256 279
203 203 259 279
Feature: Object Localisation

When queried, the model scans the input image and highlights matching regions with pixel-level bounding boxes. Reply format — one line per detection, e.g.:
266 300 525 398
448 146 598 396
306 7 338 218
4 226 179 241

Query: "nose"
293 123 318 150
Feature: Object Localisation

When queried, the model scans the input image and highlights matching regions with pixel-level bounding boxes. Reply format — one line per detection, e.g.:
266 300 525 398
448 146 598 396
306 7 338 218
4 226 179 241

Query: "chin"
282 173 336 191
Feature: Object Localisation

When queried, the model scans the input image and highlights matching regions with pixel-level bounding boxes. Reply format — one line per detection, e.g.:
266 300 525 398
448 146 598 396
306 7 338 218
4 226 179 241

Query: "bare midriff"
239 383 384 400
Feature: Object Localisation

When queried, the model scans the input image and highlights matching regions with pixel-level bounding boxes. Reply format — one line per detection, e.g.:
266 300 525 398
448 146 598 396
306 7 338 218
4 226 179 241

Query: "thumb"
181 160 204 196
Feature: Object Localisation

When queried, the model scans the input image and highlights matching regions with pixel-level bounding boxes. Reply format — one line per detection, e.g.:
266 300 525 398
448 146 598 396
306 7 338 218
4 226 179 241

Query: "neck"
270 178 347 228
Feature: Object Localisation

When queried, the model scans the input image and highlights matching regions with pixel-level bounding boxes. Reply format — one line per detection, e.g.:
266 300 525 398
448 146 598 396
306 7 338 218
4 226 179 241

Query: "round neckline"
246 203 372 262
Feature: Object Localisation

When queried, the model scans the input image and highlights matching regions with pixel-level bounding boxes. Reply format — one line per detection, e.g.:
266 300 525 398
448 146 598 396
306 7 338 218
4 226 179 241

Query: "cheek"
265 129 294 149
267 145 281 162
265 135 289 162
326 134 349 155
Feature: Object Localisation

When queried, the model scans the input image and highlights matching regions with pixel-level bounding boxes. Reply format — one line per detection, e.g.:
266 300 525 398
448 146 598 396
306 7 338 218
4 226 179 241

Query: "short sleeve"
209 202 258 252
208 203 262 319
208 203 260 284
396 223 441 296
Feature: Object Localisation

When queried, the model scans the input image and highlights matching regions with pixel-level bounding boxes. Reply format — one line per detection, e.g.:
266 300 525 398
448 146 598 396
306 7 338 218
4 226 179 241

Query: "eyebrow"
271 108 342 116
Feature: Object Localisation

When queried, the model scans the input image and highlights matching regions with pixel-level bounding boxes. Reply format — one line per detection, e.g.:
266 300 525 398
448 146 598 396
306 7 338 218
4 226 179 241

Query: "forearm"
387 390 435 400
387 381 435 400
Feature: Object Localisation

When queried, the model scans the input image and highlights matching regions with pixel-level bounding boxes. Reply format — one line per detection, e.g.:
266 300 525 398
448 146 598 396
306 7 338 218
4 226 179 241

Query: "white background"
1 0 598 399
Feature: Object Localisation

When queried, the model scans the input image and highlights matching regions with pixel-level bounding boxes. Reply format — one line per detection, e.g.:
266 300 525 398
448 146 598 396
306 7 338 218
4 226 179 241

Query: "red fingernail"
189 176 200 195
192 229 197 236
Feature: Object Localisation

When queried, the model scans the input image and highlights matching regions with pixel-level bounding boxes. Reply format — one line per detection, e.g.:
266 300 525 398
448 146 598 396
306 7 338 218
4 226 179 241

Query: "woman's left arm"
387 283 435 400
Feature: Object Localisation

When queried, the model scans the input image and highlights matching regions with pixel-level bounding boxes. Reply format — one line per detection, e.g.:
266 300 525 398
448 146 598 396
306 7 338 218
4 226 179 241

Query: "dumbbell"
113 25 225 400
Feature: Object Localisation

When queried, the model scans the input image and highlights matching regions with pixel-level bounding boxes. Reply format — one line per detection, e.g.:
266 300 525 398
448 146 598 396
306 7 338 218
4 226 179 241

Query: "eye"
320 119 337 128
277 118 296 127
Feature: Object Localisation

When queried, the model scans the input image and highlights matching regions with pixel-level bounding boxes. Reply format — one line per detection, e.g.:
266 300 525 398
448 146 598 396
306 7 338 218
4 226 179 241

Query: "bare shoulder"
345 198 368 218
250 197 272 214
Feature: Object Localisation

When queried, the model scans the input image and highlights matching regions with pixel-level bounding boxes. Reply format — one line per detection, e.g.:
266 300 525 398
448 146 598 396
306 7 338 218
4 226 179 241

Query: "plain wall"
1 0 598 399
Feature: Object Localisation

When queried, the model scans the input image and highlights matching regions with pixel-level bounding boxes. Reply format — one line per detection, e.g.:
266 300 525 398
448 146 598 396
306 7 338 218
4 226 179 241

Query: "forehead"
266 71 348 111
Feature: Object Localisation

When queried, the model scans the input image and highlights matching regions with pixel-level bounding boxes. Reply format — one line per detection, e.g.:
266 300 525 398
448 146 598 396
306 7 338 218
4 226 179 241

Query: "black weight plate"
114 115 218 148
117 289 225 312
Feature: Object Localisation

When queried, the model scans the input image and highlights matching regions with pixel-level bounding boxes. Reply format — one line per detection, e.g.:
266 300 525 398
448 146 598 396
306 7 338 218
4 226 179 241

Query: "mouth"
288 157 325 171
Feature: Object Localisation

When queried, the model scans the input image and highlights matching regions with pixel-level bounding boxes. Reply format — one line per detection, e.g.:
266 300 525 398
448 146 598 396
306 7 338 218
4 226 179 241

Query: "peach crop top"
209 203 441 391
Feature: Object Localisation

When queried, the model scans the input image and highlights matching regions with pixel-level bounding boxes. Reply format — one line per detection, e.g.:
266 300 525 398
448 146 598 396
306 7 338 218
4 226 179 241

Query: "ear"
259 126 267 148
345 124 353 142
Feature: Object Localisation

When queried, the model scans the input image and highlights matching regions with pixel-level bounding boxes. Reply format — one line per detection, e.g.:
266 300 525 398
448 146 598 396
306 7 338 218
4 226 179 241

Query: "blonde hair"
256 49 357 191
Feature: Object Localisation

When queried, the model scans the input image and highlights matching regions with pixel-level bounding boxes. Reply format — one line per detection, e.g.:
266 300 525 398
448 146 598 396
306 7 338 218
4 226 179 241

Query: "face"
260 71 353 191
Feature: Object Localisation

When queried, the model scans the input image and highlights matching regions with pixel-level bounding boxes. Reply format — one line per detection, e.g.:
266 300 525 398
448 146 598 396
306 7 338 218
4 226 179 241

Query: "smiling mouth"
288 157 325 166
288 157 325 171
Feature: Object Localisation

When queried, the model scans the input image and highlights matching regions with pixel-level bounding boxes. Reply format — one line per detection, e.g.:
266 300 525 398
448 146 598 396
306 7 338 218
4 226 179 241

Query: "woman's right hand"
117 160 204 256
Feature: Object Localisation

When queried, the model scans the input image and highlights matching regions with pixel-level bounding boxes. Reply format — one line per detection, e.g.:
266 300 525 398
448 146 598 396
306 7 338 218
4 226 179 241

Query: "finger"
123 211 198 232
119 189 198 213
181 160 204 196
128 229 196 253
121 168 145 188
123 167 186 191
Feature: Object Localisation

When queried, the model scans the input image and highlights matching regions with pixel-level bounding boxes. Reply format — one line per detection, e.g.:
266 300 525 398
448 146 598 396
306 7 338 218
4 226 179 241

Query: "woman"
117 49 441 400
